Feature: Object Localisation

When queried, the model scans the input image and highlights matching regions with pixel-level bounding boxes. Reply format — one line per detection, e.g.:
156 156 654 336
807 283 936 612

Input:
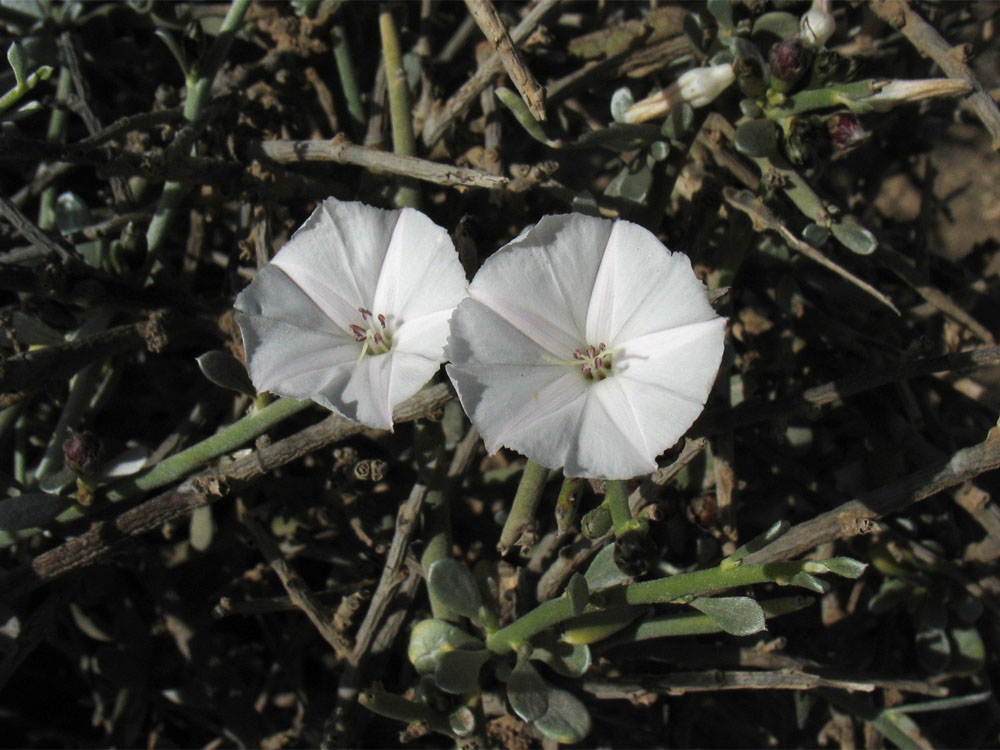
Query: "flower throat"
350 307 393 360
544 343 616 381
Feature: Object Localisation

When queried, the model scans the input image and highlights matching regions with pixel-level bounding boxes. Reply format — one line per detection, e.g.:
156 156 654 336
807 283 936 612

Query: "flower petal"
234 311 357 398
446 296 589 460
270 198 400 329
374 208 468 323
586 220 718 345
567 379 657 478
611 317 727 451
234 264 351 337
469 214 612 356
335 352 395 430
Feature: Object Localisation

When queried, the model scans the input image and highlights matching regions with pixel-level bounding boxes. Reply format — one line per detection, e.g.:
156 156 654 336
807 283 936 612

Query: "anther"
377 313 386 327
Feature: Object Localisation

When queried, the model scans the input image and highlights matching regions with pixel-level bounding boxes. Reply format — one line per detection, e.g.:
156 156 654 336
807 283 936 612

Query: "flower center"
349 307 393 360
544 343 616 381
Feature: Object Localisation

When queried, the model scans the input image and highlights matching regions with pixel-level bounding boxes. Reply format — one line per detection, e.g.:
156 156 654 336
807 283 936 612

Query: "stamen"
359 307 372 320
377 313 386 327
543 341 618 381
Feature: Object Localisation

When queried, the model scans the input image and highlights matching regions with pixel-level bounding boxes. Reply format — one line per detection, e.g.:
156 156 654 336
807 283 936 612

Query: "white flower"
234 198 468 430
624 63 736 124
800 0 835 48
446 214 726 479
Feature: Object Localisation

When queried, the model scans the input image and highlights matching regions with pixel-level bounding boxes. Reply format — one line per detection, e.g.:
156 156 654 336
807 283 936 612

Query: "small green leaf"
533 686 592 744
434 648 491 694
610 86 634 123
507 658 548 722
408 619 484 675
7 42 27 88
585 543 633 591
660 102 694 139
949 625 985 675
752 11 800 42
496 87 554 146
831 222 878 255
196 350 256 397
868 578 912 615
689 596 766 636
603 160 653 205
707 0 734 30
802 222 831 247
733 119 780 158
530 633 592 677
428 558 483 622
580 505 612 539
788 571 830 594
565 573 589 617
812 557 868 579
448 706 476 737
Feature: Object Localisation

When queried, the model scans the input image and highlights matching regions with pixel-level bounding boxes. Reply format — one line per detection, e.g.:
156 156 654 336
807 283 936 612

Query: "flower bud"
623 63 735 123
677 63 736 107
63 430 103 476
769 38 812 94
826 112 869 151
800 0 835 48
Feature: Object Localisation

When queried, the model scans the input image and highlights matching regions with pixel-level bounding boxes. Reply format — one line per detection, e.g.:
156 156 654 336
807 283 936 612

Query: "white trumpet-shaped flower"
446 214 726 479
234 198 468 429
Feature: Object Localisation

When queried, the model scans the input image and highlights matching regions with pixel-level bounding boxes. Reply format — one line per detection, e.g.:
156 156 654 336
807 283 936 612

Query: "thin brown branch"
743 427 1000 565
0 316 177 408
422 0 559 147
871 0 1000 149
251 136 510 190
723 187 900 315
464 0 546 121
0 383 454 599
238 500 352 660
0 194 77 262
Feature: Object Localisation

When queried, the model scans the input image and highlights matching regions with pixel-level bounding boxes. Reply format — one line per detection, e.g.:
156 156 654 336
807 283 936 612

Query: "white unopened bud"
800 0 835 48
677 63 737 108
623 63 735 123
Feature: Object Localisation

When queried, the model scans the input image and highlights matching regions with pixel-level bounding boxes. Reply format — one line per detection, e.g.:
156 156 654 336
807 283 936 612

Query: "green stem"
359 688 453 736
486 560 824 653
38 66 72 231
331 23 365 137
379 5 420 209
144 0 251 270
603 479 635 537
765 79 876 120
554 476 584 534
496 459 549 554
41 397 311 529
0 65 52 115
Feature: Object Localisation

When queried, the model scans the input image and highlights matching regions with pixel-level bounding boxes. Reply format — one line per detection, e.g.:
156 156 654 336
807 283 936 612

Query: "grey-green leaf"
408 619 484 675
733 118 780 158
7 42 26 87
530 635 592 678
831 222 878 255
689 596 766 636
434 648 491 694
565 572 589 617
428 558 483 621
507 658 549 722
533 687 593 744
585 543 633 591
610 87 634 124
660 102 694 139
196 350 256 397
802 222 831 247
707 0 734 30
752 11 800 42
